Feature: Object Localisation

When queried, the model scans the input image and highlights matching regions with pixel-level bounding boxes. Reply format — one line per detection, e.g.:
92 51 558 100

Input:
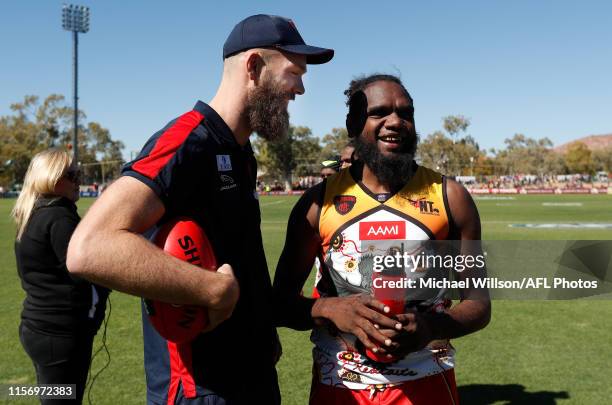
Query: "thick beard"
354 132 419 190
245 76 290 142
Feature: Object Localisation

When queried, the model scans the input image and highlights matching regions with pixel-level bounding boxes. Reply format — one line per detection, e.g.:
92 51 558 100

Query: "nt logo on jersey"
408 197 440 216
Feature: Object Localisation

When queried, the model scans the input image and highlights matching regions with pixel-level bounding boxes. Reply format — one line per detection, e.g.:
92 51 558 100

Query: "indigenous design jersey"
313 165 455 389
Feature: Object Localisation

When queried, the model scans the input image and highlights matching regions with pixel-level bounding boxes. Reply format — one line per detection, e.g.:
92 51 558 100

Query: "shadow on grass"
458 384 569 404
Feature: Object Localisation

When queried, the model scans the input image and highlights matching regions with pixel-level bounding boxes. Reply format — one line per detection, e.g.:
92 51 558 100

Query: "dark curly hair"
344 74 412 107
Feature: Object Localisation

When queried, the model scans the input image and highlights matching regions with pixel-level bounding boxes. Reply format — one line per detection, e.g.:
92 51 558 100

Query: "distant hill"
554 134 612 154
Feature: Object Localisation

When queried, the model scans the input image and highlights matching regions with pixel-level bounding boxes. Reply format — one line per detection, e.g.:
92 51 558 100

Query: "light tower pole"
62 4 90 164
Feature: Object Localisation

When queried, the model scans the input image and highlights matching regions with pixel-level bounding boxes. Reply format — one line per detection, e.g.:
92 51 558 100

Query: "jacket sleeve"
49 211 85 283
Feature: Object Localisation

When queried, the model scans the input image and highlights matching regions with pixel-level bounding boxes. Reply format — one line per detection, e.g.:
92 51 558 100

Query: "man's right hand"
204 264 240 331
311 294 402 352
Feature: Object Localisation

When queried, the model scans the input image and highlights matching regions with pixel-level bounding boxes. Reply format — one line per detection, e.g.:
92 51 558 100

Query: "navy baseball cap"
223 14 334 64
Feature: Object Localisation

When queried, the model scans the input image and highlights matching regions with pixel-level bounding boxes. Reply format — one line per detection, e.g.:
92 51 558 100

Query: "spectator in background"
11 149 109 404
320 155 341 179
340 141 355 168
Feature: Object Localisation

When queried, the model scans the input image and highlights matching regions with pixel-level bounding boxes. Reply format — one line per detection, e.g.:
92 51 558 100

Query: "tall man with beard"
273 74 490 404
67 15 333 405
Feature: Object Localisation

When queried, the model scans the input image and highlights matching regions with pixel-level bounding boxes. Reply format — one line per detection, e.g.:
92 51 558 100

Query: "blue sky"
2 0 611 160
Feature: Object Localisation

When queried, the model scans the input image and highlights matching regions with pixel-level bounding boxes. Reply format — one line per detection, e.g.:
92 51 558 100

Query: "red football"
145 218 217 343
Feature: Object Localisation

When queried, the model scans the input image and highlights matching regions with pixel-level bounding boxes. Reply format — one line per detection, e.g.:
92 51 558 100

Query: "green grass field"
1 194 611 404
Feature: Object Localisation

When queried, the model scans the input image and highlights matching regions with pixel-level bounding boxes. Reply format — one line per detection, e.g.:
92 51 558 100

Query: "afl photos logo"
334 195 356 215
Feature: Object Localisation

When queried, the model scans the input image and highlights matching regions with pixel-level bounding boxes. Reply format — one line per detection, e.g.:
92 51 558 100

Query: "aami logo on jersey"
359 221 406 240
408 197 440 216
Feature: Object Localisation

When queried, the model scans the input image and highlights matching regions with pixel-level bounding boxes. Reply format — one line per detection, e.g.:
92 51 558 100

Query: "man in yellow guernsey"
273 74 491 405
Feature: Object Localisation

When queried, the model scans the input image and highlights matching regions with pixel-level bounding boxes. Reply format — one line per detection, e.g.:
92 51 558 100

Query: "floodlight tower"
62 4 90 164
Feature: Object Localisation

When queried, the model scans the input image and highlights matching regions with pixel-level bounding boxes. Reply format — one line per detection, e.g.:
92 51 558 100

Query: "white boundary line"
259 200 287 207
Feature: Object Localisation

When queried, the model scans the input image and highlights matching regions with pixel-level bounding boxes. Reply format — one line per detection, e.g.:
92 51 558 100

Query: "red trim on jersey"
133 110 205 179
166 341 198 405
178 343 197 397
166 342 180 405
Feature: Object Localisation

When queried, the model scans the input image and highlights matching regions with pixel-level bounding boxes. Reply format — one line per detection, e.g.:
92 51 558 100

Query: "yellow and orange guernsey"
312 165 455 389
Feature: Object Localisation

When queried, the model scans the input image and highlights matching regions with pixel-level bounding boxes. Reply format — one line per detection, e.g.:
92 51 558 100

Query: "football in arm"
145 218 217 343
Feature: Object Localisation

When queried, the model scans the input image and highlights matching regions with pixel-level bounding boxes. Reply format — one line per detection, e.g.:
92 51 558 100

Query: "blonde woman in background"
12 149 109 404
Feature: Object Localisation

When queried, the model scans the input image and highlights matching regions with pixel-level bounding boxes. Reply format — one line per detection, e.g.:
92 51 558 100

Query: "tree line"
256 115 611 184
2 95 609 189
418 115 610 177
0 95 124 188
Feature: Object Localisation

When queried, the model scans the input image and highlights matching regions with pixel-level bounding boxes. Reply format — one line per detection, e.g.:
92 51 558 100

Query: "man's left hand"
379 311 435 358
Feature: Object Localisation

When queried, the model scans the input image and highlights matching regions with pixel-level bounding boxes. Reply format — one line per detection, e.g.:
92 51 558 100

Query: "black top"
15 196 109 336
122 101 278 403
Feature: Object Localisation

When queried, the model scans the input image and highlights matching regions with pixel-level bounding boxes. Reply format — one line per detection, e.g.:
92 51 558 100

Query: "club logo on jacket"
219 174 237 191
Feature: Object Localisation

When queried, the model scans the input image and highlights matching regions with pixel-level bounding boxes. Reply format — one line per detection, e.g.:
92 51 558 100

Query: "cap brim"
277 44 334 64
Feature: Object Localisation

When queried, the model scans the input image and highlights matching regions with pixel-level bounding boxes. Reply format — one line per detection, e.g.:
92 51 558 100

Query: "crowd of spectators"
3 172 609 198
255 176 322 193
456 173 609 190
